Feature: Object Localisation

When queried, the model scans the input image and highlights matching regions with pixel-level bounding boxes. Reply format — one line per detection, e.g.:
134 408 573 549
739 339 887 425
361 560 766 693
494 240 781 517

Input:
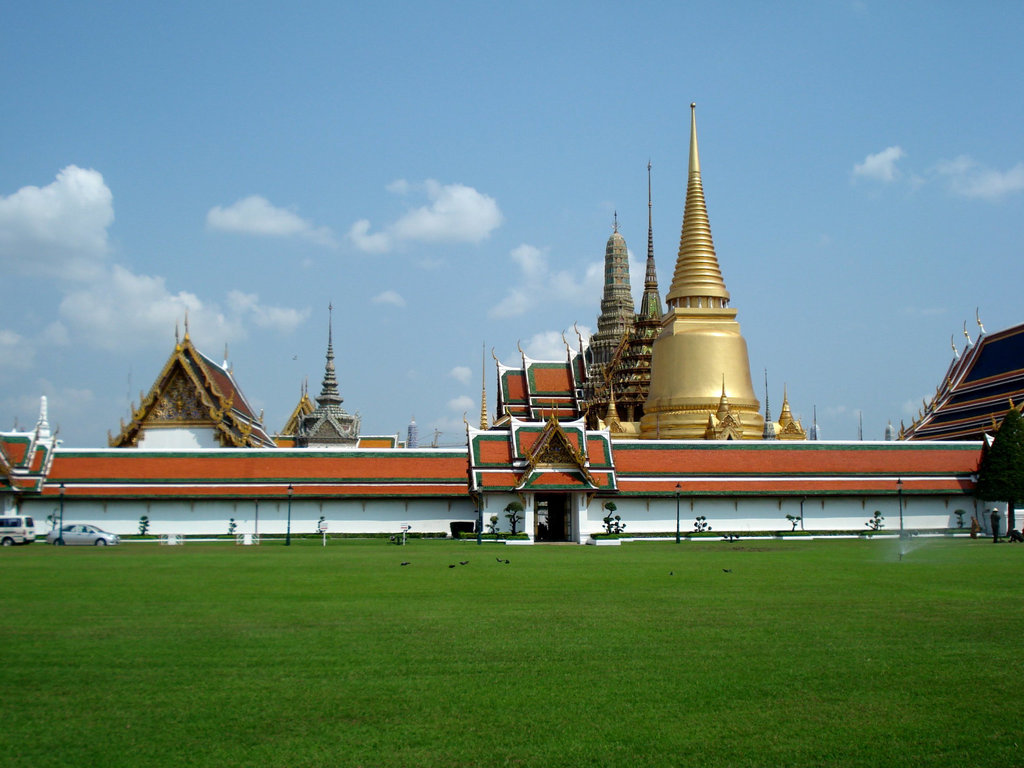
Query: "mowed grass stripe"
1 539 1021 767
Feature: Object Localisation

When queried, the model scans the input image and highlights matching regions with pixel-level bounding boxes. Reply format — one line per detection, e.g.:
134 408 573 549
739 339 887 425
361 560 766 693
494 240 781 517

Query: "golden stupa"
640 104 763 439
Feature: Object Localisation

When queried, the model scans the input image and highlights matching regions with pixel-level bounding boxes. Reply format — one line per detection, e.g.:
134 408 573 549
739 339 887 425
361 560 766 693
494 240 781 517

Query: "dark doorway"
535 494 570 542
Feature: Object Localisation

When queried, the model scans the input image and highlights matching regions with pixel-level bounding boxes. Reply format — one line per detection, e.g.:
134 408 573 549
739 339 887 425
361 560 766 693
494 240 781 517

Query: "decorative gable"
109 331 274 448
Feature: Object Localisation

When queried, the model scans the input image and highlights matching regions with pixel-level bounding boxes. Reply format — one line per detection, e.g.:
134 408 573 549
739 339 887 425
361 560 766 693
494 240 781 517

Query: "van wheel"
1 538 13 547
94 539 107 546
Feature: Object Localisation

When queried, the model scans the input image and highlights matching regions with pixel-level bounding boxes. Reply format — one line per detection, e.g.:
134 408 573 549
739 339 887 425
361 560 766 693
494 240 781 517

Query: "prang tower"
640 104 763 439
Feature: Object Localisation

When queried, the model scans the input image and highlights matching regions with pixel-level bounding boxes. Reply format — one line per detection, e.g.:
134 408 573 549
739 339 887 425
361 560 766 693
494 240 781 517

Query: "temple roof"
903 320 1024 441
1 400 59 493
108 331 274 448
468 415 616 493
495 350 584 424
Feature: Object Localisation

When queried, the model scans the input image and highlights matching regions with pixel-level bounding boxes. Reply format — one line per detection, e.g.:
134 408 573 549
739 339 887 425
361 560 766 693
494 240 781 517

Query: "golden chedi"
640 104 763 439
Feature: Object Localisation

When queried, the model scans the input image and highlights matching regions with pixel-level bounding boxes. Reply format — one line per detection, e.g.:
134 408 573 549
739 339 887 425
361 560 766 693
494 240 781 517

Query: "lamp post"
675 483 682 543
57 482 65 545
897 477 904 535
286 484 293 546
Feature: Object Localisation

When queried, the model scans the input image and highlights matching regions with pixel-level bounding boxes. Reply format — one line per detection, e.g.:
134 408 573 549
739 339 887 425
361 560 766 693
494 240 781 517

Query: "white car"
0 516 36 546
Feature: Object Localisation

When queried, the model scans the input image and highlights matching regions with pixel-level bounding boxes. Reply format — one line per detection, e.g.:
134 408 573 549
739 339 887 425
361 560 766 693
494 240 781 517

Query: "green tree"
504 501 524 535
976 406 1024 534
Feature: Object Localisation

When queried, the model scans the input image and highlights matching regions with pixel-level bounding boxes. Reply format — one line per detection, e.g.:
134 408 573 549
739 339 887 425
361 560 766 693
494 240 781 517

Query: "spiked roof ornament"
666 103 730 307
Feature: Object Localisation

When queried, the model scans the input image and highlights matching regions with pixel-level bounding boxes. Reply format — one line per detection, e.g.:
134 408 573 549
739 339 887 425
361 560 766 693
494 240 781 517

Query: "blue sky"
3 1 1023 445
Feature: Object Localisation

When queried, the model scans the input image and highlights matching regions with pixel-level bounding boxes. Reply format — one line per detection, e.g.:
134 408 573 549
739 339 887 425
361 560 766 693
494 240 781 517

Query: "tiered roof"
495 351 583 424
903 320 1024 441
1 399 58 495
468 415 616 494
109 330 274 448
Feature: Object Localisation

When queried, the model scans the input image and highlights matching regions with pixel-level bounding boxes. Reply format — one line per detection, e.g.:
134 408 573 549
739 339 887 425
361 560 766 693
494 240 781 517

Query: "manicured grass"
2 538 1022 767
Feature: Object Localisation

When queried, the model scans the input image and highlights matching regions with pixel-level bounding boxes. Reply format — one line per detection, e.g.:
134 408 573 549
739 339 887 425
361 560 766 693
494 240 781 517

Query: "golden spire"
665 103 730 308
479 343 488 430
640 103 762 440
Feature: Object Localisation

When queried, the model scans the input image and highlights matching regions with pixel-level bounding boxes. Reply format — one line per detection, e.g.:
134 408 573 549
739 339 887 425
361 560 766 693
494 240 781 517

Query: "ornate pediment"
150 370 208 423
109 332 273 448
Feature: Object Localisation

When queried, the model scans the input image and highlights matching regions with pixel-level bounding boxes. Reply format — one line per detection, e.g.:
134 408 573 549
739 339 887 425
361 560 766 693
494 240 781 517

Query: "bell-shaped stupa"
640 104 763 439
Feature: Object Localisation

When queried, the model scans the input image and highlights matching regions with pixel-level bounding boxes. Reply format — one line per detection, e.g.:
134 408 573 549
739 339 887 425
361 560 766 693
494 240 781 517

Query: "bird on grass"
496 557 503 562
400 562 411 566
459 560 469 565
722 568 732 573
448 564 456 568
669 571 674 576
503 559 510 564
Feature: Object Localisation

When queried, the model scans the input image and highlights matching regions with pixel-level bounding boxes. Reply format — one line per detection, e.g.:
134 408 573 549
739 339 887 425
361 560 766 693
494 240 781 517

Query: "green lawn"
2 538 1021 767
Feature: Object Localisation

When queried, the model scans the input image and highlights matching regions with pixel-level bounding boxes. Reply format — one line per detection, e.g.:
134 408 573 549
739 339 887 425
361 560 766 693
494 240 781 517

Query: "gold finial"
517 340 525 359
689 103 700 174
665 101 729 308
963 321 972 346
480 343 488 430
184 311 190 340
174 323 180 349
976 307 985 334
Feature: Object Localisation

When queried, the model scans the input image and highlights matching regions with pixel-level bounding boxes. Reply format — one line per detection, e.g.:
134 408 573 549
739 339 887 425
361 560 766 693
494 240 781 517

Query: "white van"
0 516 36 546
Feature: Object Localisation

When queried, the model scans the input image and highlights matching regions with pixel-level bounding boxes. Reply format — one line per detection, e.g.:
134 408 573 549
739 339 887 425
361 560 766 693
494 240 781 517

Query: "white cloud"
489 242 618 319
372 290 406 307
347 219 392 254
936 155 1024 200
853 146 905 182
448 395 474 412
59 265 308 351
0 165 113 280
450 366 472 384
207 195 336 246
348 180 503 253
226 290 311 333
523 328 591 359
0 329 35 372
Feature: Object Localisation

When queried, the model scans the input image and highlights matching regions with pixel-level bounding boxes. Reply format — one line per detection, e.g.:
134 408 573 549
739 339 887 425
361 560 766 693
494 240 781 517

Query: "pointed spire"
666 103 731 309
605 380 619 422
35 396 51 440
716 376 732 419
317 303 343 408
223 343 229 370
183 311 190 341
639 161 663 321
762 369 776 439
779 386 794 422
480 343 488 430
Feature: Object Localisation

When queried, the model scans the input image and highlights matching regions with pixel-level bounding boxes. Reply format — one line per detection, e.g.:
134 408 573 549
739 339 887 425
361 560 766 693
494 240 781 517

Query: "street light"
675 483 682 543
286 483 293 546
897 477 904 535
57 482 65 545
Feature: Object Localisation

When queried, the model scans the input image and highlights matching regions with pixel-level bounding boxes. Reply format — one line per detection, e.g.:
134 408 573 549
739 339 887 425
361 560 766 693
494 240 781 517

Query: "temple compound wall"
10 438 982 541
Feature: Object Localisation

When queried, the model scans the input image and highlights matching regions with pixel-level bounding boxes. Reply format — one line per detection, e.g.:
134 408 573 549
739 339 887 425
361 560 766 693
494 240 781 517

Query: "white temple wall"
21 496 477 537
585 493 980 535
19 491 981 538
